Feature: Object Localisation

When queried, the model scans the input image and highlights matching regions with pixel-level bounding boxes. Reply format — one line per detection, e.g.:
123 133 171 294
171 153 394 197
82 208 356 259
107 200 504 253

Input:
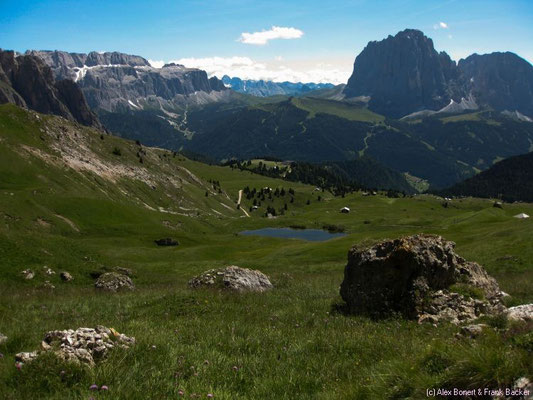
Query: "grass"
290 97 385 123
0 104 532 399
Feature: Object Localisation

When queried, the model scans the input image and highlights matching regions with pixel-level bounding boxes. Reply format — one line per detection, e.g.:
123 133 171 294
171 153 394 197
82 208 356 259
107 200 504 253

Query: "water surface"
239 227 347 242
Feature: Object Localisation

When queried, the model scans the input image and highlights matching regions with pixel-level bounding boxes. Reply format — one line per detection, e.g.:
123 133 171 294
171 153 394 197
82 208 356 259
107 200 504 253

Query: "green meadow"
0 104 531 399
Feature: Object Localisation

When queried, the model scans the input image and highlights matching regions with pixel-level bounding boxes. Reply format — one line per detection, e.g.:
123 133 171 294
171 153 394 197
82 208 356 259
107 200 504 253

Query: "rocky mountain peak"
458 52 533 117
343 29 456 118
343 29 533 119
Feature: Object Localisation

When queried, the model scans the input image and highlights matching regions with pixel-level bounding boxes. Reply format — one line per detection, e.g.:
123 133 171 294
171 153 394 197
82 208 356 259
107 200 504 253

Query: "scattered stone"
511 377 533 400
493 201 503 209
15 326 135 367
506 304 533 323
94 272 135 292
43 266 55 275
340 234 505 324
21 269 35 280
42 280 55 289
457 324 488 338
189 266 273 292
0 333 7 345
60 271 74 282
15 351 38 363
154 237 179 246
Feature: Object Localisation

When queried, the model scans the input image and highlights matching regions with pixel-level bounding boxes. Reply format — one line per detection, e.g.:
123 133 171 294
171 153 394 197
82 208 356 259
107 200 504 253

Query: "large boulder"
340 234 505 324
15 326 135 367
506 304 533 322
189 266 273 292
94 272 134 292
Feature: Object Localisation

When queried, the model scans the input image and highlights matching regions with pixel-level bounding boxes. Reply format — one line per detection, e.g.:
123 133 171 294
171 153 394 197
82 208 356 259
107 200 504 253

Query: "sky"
1 0 532 84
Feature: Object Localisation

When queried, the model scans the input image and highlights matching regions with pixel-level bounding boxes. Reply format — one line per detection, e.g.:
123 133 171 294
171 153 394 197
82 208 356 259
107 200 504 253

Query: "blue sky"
1 0 532 83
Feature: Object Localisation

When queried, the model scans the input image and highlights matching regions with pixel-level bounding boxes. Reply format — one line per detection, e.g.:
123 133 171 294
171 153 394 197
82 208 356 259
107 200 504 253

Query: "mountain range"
2 28 533 193
343 29 533 119
221 75 334 97
25 50 229 112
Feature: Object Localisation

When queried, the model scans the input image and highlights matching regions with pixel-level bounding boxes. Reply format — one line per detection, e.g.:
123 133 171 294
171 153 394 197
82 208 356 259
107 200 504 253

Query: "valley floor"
1 191 532 399
0 105 532 399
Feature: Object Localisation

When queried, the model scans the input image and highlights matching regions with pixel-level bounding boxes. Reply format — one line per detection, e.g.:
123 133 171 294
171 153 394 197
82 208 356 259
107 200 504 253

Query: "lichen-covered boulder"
340 234 505 324
15 326 135 367
189 266 273 292
94 272 134 292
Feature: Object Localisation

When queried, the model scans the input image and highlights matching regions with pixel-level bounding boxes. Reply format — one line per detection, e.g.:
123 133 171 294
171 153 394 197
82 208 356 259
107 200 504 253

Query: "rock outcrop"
189 266 273 292
15 326 135 367
0 50 101 128
94 272 135 291
340 234 505 324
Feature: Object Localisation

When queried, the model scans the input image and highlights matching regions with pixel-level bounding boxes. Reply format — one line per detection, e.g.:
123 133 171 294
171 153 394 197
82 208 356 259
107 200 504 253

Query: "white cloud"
148 59 165 68
434 21 449 30
152 56 350 84
238 26 304 45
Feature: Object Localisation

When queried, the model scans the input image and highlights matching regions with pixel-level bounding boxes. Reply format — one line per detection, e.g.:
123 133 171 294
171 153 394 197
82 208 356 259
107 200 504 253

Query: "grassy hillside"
440 151 533 202
0 104 532 399
290 97 384 123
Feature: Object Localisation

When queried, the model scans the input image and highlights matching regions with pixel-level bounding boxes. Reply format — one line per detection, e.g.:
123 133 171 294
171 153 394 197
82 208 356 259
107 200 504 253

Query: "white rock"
506 304 533 322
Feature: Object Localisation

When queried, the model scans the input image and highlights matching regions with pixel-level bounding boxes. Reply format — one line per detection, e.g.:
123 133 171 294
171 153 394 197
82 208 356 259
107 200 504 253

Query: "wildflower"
207 394 214 398
0 353 4 359
232 366 238 371
15 362 22 370
89 384 99 391
178 389 184 396
101 385 109 391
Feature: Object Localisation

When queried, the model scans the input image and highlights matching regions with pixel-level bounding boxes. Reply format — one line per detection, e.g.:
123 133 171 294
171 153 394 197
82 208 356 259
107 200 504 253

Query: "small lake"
239 227 347 242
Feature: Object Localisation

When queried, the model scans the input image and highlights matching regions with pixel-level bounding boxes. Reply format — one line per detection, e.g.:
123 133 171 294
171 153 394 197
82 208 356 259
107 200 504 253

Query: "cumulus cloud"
238 26 303 45
434 21 449 29
149 56 350 84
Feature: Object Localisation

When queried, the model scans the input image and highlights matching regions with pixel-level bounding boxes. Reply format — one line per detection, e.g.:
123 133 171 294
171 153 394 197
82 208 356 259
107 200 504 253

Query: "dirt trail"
237 189 250 217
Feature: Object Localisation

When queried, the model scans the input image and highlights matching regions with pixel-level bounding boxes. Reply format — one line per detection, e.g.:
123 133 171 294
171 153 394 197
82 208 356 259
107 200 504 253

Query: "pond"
239 227 347 242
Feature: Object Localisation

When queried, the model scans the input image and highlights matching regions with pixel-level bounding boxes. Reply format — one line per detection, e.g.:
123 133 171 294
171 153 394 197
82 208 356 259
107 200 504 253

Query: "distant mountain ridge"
221 75 334 97
343 29 533 118
27 50 228 112
0 50 101 128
